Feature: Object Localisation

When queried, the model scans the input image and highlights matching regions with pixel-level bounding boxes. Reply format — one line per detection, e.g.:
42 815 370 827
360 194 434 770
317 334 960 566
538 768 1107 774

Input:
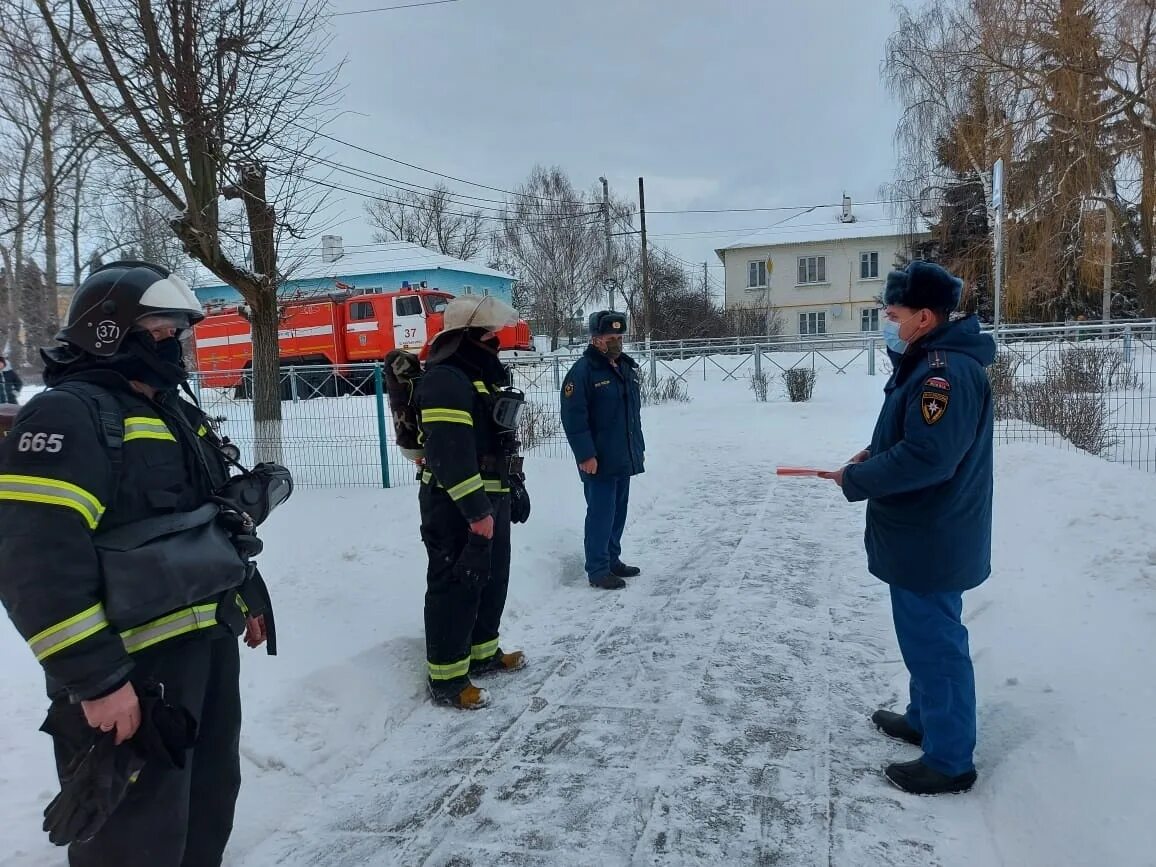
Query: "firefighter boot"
429 682 491 710
470 649 527 676
884 759 977 795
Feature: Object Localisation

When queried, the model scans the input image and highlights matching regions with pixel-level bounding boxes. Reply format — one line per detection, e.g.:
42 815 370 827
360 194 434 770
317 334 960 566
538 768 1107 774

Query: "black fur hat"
882 261 963 312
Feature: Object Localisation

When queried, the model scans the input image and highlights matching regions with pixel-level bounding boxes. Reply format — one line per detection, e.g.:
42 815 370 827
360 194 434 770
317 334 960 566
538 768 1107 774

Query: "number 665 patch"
17 432 64 453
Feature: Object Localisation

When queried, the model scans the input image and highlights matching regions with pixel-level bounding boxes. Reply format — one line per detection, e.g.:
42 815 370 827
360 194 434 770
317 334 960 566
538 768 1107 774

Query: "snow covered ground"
4 371 1156 865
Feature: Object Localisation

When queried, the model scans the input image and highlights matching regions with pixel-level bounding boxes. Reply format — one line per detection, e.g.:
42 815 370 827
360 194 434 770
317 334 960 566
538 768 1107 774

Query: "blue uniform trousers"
890 585 977 777
582 474 631 581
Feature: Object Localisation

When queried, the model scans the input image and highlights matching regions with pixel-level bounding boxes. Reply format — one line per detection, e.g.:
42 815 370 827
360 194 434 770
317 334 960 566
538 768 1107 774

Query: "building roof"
189 241 514 291
715 202 930 258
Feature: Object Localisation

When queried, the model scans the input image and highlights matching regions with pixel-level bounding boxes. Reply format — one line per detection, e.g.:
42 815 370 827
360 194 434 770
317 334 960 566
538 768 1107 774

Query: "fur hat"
588 310 627 336
883 261 963 313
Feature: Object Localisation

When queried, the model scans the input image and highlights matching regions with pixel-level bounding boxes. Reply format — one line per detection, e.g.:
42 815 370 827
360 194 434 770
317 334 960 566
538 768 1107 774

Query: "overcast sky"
298 0 908 293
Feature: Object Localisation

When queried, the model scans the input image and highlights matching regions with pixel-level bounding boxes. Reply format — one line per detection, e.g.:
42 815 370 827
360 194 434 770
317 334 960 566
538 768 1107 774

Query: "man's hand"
579 457 598 475
244 615 267 649
818 467 846 487
848 448 870 464
469 515 495 539
81 682 140 745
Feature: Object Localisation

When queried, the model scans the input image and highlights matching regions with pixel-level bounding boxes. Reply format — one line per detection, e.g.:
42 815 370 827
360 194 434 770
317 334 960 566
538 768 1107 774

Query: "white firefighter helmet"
440 295 520 334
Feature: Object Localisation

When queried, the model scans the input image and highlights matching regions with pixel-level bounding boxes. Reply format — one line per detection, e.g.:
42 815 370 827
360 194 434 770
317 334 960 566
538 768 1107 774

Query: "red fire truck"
192 282 535 396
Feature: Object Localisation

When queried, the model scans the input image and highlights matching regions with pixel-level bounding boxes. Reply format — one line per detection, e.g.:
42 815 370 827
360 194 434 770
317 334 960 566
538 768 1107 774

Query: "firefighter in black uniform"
0 261 283 866
416 295 530 710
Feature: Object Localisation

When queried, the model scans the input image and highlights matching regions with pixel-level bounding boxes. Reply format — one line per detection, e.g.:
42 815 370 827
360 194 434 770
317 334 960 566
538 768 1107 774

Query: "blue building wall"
194 267 515 306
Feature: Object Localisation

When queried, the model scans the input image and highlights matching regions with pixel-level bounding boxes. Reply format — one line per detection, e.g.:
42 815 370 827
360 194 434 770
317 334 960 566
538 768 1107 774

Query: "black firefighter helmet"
58 261 204 356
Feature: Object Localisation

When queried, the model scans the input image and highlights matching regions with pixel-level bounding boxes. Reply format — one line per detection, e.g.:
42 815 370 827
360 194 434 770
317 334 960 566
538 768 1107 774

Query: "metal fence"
188 319 1156 487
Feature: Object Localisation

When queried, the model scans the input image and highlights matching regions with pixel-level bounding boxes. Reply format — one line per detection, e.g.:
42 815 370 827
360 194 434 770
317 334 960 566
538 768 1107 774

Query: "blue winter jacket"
560 346 645 477
842 315 996 594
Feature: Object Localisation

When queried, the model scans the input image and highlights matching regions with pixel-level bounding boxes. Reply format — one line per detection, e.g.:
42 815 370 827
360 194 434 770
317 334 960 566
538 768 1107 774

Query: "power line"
333 0 459 16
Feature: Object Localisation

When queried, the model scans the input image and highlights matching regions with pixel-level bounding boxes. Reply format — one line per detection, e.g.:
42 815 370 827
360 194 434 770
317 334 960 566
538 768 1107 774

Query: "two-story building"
716 198 929 337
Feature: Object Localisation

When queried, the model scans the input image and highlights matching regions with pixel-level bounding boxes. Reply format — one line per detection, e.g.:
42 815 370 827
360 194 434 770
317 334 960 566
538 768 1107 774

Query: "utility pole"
601 176 613 310
991 158 1004 347
639 176 649 338
1103 205 1112 324
703 261 709 307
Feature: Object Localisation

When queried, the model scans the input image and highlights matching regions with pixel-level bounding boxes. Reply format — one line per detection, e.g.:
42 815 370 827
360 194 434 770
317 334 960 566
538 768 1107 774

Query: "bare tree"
34 0 341 458
492 166 603 350
365 184 487 260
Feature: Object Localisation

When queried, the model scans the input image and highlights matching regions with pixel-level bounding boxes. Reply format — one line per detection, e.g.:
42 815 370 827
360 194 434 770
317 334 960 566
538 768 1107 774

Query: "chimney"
840 194 854 223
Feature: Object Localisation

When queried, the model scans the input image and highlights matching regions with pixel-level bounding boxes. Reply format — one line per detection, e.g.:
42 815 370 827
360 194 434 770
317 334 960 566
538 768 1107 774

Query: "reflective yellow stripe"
447 474 483 501
28 603 110 661
482 479 509 494
197 424 208 437
472 381 490 394
423 471 505 495
123 416 176 443
471 638 499 661
235 593 249 615
421 408 473 426
119 604 218 654
428 657 471 681
0 475 105 529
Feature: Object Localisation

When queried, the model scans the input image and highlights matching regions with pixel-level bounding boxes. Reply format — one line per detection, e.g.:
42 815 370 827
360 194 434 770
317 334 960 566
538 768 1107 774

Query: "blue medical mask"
881 314 917 354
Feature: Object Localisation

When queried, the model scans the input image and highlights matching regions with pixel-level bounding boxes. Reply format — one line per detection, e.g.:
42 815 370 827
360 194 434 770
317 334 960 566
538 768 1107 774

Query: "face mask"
114 331 188 390
881 314 917 354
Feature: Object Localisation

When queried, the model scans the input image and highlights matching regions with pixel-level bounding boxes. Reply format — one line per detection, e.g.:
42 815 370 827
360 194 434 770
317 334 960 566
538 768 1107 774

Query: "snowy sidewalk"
238 427 966 866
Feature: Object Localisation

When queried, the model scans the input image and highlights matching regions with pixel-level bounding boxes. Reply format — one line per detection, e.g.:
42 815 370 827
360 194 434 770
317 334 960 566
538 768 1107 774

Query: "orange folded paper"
775 467 828 477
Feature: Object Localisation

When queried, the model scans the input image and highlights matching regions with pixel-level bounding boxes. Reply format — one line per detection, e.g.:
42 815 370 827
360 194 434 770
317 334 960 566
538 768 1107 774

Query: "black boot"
872 709 923 746
884 759 976 795
610 562 641 578
589 573 627 590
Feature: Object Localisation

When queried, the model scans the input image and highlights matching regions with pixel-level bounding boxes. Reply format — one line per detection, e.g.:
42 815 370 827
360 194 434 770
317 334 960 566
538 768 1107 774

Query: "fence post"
650 348 657 383
289 367 299 402
754 345 762 379
1123 326 1134 364
553 356 561 390
868 339 876 376
373 363 391 489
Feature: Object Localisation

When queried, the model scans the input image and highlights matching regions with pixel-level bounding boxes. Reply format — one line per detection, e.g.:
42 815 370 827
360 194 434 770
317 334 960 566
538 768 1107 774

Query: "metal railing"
187 319 1156 487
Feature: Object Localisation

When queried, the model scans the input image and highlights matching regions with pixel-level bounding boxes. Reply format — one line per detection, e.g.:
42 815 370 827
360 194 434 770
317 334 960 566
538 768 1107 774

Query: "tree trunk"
41 98 60 346
223 163 282 463
247 293 282 463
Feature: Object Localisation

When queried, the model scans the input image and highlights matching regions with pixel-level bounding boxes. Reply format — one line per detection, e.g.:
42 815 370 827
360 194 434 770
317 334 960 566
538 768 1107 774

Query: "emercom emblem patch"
921 391 949 425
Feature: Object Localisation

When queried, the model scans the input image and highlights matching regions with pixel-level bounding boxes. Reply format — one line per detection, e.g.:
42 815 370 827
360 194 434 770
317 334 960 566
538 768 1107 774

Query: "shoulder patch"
921 391 949 425
563 381 575 398
924 376 951 391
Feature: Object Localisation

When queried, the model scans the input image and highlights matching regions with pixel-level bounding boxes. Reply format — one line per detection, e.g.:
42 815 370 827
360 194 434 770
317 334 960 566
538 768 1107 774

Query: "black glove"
42 732 145 846
41 682 197 847
510 476 530 524
454 533 492 586
217 505 263 560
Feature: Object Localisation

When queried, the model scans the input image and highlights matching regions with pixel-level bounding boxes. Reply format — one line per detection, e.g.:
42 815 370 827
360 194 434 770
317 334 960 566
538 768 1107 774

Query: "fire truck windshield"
424 295 451 314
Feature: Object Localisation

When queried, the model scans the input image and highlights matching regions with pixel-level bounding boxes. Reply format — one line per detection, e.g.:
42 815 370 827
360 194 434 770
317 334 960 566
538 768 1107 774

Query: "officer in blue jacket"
560 311 645 590
820 261 995 796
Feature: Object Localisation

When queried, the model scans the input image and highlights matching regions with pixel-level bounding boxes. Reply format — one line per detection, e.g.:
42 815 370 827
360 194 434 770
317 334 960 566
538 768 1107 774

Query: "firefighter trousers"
419 484 511 698
46 634 242 867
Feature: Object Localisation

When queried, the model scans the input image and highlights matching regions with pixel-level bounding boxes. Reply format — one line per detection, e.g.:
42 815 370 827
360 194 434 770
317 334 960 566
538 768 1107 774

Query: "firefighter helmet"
58 261 204 356
440 295 519 335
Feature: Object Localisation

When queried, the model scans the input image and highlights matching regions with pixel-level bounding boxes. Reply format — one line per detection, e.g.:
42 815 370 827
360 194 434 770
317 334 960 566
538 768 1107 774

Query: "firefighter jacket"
415 351 516 523
0 370 238 702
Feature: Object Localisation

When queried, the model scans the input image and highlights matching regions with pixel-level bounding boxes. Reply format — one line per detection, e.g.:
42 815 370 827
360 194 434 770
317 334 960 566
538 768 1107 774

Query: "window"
860 307 880 331
423 294 451 314
860 251 880 280
350 301 375 321
747 260 767 288
797 255 827 285
799 312 826 335
396 296 423 317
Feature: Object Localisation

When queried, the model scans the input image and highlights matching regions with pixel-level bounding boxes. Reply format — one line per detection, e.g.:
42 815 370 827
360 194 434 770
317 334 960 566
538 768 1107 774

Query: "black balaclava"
41 331 188 391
